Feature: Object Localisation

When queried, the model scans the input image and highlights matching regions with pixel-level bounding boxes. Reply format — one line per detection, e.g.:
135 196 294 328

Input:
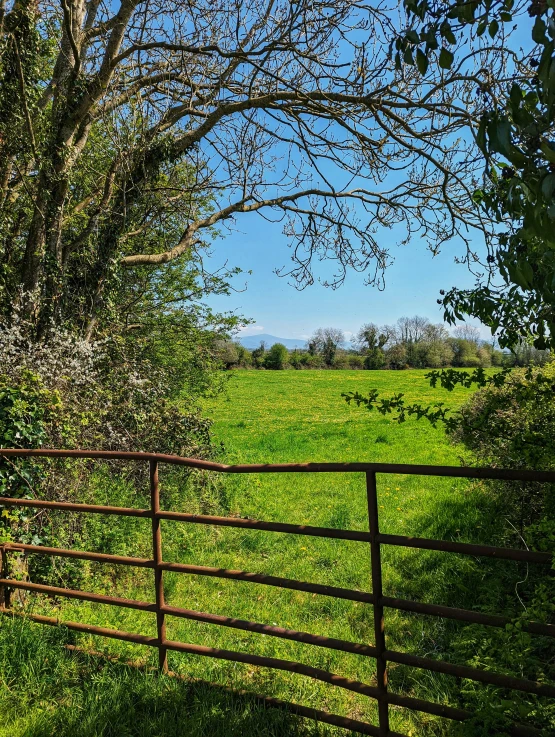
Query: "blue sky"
205 215 485 343
202 18 536 345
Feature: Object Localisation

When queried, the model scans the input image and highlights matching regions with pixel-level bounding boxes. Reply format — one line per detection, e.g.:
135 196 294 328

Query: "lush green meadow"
1 370 515 736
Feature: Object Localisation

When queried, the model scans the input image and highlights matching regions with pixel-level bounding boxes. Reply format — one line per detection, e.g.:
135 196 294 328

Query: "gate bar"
159 561 376 603
2 447 555 482
2 500 550 566
0 579 156 611
2 542 154 568
366 471 389 735
150 460 167 673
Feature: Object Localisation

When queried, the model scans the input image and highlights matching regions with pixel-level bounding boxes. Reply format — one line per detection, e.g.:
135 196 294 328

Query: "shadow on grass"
385 481 519 612
0 621 336 737
20 672 330 737
378 480 554 736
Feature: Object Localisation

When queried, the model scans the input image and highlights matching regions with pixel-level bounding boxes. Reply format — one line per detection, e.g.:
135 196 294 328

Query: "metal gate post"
366 471 389 735
0 544 9 609
150 460 168 672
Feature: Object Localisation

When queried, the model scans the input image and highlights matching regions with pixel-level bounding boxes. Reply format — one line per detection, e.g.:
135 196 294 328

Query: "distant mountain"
236 333 307 350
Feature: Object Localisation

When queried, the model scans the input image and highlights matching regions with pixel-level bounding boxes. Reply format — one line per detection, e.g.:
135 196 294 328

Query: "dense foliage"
346 364 555 734
451 368 555 735
392 0 555 350
0 313 226 592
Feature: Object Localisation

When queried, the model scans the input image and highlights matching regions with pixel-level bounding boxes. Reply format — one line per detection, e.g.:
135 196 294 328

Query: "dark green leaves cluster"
396 0 513 75
343 386 456 428
0 373 58 544
399 0 555 350
342 365 552 432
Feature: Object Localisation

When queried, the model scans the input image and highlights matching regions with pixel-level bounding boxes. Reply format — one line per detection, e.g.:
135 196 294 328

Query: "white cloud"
238 324 265 336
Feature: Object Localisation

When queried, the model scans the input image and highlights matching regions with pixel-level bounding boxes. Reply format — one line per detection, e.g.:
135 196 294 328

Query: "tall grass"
0 617 330 737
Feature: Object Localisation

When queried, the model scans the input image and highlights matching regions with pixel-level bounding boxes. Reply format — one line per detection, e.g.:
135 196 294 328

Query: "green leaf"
532 17 547 44
541 141 555 163
403 47 414 65
508 263 530 289
424 30 439 51
509 83 522 108
405 29 420 44
477 19 487 36
522 260 534 285
440 21 456 44
439 47 454 69
489 118 512 157
541 173 555 199
488 118 527 166
416 48 428 75
489 19 499 38
476 117 488 155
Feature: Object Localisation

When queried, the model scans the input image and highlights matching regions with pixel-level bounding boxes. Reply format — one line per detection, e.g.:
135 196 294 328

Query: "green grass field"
1 370 515 736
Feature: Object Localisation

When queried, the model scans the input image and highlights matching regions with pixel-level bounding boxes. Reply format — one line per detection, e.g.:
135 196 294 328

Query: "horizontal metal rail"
159 561 376 603
161 604 378 657
2 542 154 568
0 448 553 737
0 606 543 737
2 503 550 567
156 512 553 563
0 579 156 612
0 496 150 517
383 649 555 698
380 595 555 637
376 533 552 565
3 541 553 699
2 447 555 481
156 510 372 542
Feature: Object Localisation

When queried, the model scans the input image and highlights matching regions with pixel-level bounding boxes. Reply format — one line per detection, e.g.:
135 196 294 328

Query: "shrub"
385 343 407 369
0 314 220 587
348 354 364 369
0 373 62 550
251 342 266 368
363 347 385 369
263 343 288 370
447 367 555 734
331 352 350 369
453 368 555 468
299 352 324 368
214 340 240 369
289 350 303 369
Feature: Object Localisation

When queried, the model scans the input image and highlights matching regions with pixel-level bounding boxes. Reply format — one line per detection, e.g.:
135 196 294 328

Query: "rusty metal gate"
0 449 553 737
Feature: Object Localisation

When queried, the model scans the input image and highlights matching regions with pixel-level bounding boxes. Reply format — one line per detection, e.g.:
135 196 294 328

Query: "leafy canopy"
397 0 555 349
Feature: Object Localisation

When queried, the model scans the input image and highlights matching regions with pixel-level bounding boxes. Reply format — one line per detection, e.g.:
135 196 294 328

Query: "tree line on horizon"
217 316 551 371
